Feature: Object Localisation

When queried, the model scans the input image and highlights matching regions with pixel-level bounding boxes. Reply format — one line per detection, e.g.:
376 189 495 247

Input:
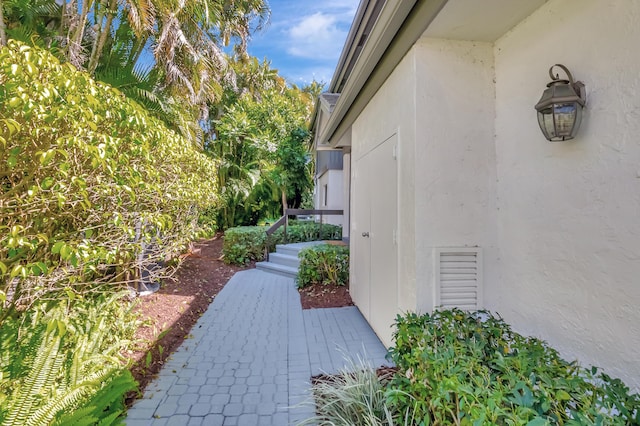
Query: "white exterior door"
351 149 371 319
351 135 398 347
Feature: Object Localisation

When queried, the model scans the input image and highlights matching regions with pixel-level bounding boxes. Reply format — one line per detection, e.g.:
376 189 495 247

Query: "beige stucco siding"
350 46 417 327
492 0 640 389
413 38 499 314
345 0 639 388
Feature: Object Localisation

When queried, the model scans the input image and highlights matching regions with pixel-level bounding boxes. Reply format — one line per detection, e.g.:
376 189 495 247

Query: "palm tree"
0 0 8 45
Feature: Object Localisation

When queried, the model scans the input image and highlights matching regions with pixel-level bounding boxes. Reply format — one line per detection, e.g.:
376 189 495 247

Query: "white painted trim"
319 0 449 147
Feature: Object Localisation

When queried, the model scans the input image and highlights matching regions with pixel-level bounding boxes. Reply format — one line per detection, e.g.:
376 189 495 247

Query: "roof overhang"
315 0 548 149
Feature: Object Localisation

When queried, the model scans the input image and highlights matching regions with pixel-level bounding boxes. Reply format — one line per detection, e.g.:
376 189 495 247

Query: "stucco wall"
346 0 639 389
413 38 499 314
342 152 351 238
492 0 640 389
351 48 417 316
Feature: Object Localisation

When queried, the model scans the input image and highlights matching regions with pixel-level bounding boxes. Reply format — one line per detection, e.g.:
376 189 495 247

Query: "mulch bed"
299 283 354 310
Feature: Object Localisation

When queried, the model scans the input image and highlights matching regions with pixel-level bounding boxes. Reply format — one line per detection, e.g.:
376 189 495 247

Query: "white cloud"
286 12 349 60
288 65 336 86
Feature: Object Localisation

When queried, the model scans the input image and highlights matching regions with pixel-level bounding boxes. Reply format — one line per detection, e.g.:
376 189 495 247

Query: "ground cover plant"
387 309 640 425
0 293 138 425
296 244 349 288
222 222 342 265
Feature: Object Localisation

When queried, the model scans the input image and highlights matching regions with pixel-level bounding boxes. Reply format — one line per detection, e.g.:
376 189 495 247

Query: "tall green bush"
0 41 218 319
388 309 640 425
222 227 268 265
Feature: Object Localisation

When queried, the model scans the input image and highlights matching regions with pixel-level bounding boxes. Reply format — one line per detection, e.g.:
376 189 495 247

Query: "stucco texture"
492 0 640 389
348 0 640 389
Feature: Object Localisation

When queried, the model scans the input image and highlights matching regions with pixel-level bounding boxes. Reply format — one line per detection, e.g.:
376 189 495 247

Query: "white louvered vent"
434 248 483 310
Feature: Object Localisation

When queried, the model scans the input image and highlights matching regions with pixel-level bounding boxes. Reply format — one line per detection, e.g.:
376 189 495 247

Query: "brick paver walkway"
125 268 390 426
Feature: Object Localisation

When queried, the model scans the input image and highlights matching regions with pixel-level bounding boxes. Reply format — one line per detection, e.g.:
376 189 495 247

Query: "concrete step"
275 241 325 257
268 252 300 269
255 261 298 279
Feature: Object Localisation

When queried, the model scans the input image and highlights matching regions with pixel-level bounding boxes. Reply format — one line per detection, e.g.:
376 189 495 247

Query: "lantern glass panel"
537 107 556 140
554 102 577 137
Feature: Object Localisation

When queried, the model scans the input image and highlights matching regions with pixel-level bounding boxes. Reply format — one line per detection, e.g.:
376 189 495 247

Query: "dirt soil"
126 235 354 401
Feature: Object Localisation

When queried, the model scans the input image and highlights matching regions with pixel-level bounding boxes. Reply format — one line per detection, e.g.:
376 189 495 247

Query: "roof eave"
320 0 449 148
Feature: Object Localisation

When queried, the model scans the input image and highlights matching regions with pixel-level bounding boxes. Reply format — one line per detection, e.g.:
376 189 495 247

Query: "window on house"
323 184 328 206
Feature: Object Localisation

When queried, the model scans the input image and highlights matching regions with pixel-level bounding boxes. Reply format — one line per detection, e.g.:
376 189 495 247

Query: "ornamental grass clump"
387 309 640 425
0 41 218 318
301 356 416 426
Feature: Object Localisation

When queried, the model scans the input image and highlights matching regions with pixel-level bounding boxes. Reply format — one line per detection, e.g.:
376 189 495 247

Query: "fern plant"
0 294 138 425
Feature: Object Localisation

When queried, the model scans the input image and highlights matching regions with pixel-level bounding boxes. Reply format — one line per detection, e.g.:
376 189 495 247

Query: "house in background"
312 0 640 390
311 93 350 235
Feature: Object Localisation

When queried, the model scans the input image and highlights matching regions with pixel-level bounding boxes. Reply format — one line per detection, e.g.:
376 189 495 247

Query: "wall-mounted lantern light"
534 64 586 141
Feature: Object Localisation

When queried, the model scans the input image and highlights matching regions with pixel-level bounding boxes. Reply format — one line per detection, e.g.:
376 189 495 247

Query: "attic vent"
434 248 483 310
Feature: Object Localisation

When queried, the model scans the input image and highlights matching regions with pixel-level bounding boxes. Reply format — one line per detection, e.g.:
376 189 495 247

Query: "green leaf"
8 97 20 108
65 288 75 301
526 418 550 426
52 241 64 254
41 177 55 190
10 264 25 278
60 244 71 260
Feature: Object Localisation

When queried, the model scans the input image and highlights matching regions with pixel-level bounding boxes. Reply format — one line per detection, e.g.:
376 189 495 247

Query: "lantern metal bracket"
534 64 587 141
547 64 586 106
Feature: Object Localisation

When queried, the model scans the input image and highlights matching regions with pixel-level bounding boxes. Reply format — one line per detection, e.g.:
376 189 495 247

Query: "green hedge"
0 40 218 313
388 309 640 425
222 223 342 265
222 227 268 265
296 244 349 288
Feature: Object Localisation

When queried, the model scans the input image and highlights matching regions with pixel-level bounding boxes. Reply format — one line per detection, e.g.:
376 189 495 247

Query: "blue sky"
246 0 360 87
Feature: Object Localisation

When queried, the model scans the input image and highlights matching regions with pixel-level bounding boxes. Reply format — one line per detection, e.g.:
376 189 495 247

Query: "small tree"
271 127 313 214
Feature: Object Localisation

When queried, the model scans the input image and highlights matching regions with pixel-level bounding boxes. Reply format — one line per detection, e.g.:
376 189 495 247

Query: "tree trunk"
88 0 117 74
66 0 94 68
281 190 287 217
0 0 7 46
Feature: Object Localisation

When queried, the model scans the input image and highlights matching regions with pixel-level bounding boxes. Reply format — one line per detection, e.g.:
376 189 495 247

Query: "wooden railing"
264 209 344 260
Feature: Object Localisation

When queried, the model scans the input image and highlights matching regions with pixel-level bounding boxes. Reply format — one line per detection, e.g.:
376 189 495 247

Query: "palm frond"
3 331 64 426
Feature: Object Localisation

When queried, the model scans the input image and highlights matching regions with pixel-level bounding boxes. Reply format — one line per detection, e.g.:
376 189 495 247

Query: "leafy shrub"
0 41 218 316
222 227 268 264
387 309 640 425
296 244 349 288
0 293 138 424
277 222 342 243
222 223 342 265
